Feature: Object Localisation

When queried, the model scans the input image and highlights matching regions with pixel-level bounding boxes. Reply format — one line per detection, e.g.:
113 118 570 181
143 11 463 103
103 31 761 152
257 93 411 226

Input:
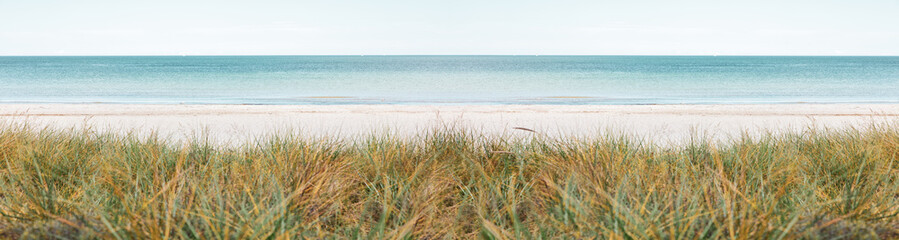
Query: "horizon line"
1 54 898 57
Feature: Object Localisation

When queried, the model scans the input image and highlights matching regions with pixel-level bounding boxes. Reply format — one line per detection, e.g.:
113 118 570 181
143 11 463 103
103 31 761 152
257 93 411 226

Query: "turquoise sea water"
1 56 897 105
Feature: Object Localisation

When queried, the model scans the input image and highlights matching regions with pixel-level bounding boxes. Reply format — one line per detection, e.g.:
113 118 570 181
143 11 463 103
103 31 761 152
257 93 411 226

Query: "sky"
1 0 898 56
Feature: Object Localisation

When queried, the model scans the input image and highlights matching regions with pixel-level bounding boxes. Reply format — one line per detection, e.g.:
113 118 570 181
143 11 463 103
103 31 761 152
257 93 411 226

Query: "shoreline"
3 100 899 106
2 103 898 145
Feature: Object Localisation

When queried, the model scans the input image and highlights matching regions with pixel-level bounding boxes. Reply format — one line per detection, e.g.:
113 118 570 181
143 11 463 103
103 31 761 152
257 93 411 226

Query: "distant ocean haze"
1 56 897 105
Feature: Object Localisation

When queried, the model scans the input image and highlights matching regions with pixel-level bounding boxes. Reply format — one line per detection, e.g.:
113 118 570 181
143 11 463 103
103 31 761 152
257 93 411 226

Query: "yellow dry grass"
0 123 898 239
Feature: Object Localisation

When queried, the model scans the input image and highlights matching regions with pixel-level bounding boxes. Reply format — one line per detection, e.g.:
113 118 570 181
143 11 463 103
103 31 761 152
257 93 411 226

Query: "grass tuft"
1 124 898 239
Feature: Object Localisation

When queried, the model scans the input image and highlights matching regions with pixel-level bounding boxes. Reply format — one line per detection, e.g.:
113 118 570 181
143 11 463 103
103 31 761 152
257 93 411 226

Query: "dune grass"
0 124 898 239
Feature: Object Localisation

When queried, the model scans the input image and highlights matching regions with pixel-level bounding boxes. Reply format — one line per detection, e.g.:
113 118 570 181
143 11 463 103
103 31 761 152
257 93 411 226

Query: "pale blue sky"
1 0 897 55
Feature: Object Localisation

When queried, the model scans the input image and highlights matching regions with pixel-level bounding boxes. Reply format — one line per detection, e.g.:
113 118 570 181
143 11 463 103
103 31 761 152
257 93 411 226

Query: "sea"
1 56 897 105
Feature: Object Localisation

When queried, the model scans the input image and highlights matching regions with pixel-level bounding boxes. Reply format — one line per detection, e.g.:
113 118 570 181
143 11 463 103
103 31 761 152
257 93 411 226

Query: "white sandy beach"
2 104 898 145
